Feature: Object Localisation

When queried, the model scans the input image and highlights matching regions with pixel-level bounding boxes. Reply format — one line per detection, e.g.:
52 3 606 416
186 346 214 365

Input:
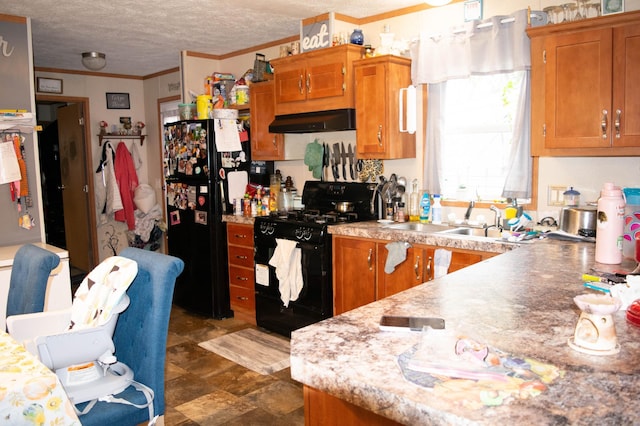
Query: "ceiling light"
81 51 106 71
425 0 452 6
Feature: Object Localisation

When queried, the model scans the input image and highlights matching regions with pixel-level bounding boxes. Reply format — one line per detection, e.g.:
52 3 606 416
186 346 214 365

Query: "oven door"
254 237 332 337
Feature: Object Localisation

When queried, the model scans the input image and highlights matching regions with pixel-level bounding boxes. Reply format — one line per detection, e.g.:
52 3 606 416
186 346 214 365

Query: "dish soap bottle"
595 182 625 264
409 179 420 222
431 194 442 224
419 191 430 223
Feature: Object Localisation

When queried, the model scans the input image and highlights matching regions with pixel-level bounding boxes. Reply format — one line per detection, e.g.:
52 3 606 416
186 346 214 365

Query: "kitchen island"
290 238 640 424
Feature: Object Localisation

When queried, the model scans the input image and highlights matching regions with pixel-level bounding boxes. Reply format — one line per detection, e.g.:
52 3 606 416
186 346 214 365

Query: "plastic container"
595 183 625 264
196 95 212 119
563 187 580 207
235 85 249 105
623 188 640 259
419 191 430 223
178 103 196 120
431 194 442 224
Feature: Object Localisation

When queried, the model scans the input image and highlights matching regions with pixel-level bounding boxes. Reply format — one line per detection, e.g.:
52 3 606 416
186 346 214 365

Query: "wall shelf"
98 133 146 146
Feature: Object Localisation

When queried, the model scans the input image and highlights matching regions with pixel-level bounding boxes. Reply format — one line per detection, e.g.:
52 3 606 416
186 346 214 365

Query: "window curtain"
410 9 532 198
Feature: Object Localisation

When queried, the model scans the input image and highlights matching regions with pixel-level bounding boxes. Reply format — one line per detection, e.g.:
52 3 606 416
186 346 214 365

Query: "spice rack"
98 133 146 147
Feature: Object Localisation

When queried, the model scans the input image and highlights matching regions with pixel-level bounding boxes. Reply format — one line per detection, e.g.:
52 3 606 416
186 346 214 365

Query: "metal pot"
334 201 355 213
559 206 597 236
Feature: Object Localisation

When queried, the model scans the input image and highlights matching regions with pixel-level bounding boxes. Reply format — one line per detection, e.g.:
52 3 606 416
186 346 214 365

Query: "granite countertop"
327 221 523 254
290 239 640 425
222 214 255 226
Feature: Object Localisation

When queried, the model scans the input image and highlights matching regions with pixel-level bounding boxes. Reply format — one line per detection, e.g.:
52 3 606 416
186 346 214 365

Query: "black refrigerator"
163 119 251 318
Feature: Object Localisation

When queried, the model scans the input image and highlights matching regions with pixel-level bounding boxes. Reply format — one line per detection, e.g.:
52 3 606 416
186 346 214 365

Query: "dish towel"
385 241 411 274
434 248 452 278
268 239 303 307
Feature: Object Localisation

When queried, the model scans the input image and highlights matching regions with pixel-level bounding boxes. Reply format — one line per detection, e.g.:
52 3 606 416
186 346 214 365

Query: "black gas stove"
253 181 377 337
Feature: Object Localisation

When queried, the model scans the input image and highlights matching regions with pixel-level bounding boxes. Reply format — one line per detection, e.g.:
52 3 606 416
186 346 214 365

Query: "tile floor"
164 306 304 425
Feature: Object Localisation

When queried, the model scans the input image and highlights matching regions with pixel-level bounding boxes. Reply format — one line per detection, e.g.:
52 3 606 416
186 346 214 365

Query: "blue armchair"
6 244 60 319
76 248 184 426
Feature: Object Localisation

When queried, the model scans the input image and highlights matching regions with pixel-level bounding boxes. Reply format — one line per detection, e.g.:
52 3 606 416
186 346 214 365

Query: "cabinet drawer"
229 265 254 288
229 284 256 310
228 245 253 268
227 224 254 246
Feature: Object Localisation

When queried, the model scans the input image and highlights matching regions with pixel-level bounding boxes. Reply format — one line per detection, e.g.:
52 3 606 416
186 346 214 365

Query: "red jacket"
114 142 139 230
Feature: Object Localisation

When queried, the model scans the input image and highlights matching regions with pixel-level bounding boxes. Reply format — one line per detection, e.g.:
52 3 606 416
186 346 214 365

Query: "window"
438 71 527 203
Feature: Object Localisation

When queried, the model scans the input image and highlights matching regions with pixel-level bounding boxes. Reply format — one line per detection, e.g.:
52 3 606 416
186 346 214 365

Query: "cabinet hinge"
78 117 84 126
542 123 546 137
543 50 546 64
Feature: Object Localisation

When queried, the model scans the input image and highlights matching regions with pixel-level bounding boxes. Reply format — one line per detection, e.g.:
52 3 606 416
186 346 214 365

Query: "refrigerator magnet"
195 211 207 225
170 210 180 225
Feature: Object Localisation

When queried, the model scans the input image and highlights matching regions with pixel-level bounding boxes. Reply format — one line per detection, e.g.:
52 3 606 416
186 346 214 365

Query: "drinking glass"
575 0 588 19
543 6 556 24
561 3 577 22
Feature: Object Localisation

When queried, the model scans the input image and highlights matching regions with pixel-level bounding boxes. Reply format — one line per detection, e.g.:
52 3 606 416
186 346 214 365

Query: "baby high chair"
7 255 144 413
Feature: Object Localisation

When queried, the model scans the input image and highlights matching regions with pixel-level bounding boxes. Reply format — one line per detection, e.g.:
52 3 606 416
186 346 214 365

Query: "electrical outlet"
548 185 566 206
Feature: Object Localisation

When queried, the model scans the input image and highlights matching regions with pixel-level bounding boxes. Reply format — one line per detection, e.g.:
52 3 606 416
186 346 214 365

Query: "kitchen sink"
382 222 445 233
437 227 503 239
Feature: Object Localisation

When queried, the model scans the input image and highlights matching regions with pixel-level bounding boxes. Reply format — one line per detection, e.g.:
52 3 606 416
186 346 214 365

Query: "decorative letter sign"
300 13 334 53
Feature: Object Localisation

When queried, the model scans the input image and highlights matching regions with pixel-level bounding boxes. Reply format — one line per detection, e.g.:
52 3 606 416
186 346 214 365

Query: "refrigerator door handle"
219 181 227 213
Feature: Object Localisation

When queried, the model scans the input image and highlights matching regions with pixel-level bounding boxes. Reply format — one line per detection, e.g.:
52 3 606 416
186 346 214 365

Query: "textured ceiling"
0 0 426 76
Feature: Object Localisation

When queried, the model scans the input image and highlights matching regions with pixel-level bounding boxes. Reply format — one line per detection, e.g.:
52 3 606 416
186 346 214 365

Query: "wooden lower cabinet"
333 237 377 315
304 385 401 426
333 236 496 315
226 223 256 324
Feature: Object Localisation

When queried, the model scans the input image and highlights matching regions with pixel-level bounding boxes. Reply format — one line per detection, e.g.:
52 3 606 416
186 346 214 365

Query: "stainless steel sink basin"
382 222 443 232
437 227 503 238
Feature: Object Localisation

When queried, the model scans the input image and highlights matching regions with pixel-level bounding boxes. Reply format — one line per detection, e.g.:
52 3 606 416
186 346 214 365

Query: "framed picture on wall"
464 0 483 21
601 0 624 15
37 77 63 94
106 92 130 109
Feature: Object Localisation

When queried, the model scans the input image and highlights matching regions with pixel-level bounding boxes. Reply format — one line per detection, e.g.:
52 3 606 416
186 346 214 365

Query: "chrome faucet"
464 200 475 222
489 205 502 229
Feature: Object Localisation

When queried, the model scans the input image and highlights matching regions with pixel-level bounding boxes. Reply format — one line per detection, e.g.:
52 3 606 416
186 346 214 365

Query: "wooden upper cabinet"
249 80 284 160
270 44 362 115
354 55 415 159
528 11 640 156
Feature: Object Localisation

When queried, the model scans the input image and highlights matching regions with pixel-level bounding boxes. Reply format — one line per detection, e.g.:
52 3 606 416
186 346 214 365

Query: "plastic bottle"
431 194 442 224
409 179 420 222
419 191 430 223
595 182 625 264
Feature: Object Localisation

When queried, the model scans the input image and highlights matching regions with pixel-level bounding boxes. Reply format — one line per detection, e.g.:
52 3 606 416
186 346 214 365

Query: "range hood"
269 109 356 133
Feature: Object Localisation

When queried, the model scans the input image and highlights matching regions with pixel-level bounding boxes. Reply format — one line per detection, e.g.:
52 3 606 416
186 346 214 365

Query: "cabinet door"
274 65 306 104
306 60 346 101
355 62 387 157
612 23 640 147
250 81 284 160
377 243 431 298
333 237 377 315
543 29 613 149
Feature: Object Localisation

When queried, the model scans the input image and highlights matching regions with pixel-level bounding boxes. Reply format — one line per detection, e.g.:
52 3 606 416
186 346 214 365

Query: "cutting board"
227 170 248 204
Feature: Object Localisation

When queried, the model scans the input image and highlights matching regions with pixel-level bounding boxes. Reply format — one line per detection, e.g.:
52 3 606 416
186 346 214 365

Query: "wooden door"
250 81 283 160
355 62 386 157
543 29 613 149
58 103 92 272
377 243 430 299
333 237 376 315
612 23 640 147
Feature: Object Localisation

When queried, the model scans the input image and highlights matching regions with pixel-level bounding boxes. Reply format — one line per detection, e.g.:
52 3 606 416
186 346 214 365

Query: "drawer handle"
234 234 247 239
615 109 621 139
298 75 304 94
236 296 249 301
236 276 248 281
426 256 432 281
306 73 311 93
367 248 373 270
601 109 608 139
414 255 420 280
236 255 248 260
377 125 383 146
